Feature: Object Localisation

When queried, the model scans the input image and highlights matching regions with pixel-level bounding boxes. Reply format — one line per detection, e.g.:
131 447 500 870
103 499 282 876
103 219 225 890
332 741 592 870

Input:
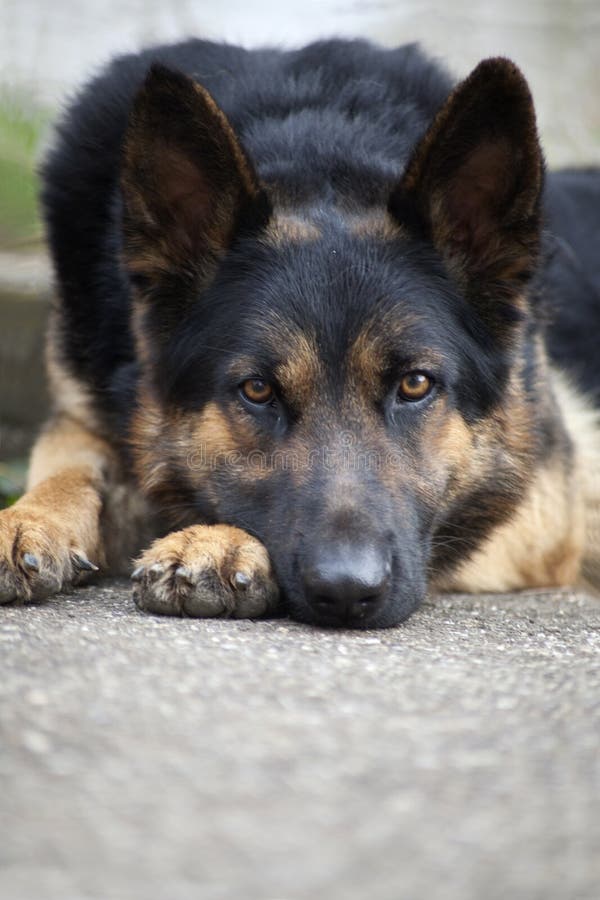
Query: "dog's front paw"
131 524 279 618
0 504 99 605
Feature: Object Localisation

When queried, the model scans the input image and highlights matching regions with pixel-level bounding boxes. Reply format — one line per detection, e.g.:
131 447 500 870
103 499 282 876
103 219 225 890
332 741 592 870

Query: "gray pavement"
1 580 599 900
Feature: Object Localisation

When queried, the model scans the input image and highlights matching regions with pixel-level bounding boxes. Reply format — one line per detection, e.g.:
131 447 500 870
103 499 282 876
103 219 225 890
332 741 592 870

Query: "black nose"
302 542 392 625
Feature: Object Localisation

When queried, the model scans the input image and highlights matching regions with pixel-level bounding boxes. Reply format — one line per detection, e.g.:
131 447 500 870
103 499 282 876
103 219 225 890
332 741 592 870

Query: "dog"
0 38 598 628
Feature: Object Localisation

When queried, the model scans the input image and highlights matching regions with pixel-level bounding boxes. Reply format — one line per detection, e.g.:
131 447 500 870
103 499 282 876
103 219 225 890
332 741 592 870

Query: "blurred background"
0 0 599 501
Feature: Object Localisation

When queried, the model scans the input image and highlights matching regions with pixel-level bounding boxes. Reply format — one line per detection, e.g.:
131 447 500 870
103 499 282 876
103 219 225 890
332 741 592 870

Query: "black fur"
42 39 451 417
40 38 600 627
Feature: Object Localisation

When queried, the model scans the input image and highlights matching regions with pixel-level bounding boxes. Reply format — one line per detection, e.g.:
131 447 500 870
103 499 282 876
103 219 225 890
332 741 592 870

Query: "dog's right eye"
397 371 434 402
240 378 274 405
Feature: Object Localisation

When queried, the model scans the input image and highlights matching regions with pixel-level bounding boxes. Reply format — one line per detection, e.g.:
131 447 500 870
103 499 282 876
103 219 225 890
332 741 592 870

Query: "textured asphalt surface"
1 579 599 900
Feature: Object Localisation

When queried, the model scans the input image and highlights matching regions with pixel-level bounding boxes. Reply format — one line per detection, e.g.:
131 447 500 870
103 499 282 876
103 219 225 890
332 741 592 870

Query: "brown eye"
240 378 274 404
397 371 434 402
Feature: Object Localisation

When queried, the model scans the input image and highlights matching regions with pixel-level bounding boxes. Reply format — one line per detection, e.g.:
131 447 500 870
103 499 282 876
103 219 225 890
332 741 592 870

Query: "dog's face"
123 58 544 627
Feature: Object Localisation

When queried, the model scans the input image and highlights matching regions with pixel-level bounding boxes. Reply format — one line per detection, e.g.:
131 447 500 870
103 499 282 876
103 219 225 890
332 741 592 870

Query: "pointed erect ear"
121 64 270 284
389 58 544 318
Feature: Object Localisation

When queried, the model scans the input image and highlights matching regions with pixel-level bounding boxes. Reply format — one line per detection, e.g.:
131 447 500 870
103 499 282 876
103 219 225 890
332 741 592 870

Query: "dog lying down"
1 38 599 627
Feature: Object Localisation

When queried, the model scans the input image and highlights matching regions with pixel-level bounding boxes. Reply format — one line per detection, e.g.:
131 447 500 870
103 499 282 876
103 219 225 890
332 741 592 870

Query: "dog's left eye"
397 371 434 402
240 378 274 405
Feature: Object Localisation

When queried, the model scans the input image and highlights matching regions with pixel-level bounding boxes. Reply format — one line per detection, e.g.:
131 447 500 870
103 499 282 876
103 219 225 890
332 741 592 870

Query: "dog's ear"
389 58 544 327
121 64 270 285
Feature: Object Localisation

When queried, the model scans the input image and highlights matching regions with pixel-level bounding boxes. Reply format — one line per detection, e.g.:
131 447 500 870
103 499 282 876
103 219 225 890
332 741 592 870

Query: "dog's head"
123 57 544 627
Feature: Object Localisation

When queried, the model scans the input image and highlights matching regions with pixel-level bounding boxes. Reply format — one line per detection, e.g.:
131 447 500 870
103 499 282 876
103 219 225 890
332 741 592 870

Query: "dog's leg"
131 525 280 618
0 415 114 603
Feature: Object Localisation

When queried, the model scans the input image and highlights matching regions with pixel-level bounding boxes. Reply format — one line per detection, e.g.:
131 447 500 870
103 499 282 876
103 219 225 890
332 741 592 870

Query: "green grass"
0 460 27 509
0 92 51 245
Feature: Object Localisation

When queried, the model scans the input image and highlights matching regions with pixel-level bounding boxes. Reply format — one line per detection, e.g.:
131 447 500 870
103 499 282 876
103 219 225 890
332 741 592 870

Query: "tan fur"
101 481 157 575
31 415 152 573
41 340 155 571
132 523 278 618
131 393 269 501
8 463 104 561
434 453 584 593
274 331 322 411
348 211 404 240
265 214 321 244
27 415 111 491
129 392 166 493
129 302 154 370
348 329 386 392
434 368 600 595
136 523 271 579
347 315 430 395
265 209 403 246
129 395 205 523
0 415 109 601
429 409 474 471
553 372 600 588
45 314 101 432
2 403 153 598
191 401 256 481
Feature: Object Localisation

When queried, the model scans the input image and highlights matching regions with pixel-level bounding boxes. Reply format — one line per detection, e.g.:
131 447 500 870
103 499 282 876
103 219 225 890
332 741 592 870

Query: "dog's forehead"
229 225 463 399
255 302 431 401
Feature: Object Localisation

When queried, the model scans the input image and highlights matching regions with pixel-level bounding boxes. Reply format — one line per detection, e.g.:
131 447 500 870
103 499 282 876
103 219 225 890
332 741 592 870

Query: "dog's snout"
302 542 391 624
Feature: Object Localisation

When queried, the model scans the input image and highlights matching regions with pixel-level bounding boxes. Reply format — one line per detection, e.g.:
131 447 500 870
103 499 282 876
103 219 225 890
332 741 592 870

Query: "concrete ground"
1 580 599 900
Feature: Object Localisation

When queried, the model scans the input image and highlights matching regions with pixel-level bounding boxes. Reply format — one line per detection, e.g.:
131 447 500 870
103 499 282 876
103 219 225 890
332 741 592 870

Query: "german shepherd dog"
1 39 599 628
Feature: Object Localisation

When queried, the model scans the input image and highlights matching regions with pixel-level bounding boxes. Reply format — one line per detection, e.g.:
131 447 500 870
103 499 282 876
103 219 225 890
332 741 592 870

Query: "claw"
131 566 145 582
72 553 99 572
232 571 251 591
175 565 194 586
22 553 40 573
148 563 165 582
